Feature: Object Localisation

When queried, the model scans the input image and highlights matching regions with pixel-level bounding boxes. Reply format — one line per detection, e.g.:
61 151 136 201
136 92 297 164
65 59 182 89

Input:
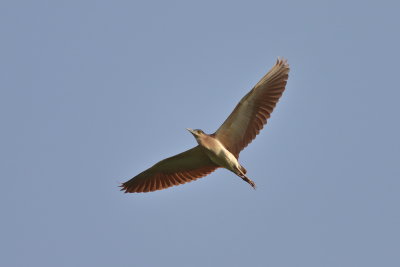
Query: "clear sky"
1 1 399 266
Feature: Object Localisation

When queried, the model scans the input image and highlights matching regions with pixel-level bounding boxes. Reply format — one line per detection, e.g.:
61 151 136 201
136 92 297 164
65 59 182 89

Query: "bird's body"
121 58 290 193
186 129 254 188
194 132 243 175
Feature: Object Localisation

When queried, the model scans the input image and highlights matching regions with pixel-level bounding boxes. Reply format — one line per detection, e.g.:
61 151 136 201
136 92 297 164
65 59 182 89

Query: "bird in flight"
120 58 290 193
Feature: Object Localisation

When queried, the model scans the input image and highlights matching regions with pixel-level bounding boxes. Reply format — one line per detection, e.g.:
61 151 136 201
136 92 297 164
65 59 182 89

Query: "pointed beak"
186 128 196 135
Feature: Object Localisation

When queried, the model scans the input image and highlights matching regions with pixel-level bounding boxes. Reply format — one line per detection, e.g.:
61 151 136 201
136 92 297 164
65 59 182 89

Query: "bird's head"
186 128 206 140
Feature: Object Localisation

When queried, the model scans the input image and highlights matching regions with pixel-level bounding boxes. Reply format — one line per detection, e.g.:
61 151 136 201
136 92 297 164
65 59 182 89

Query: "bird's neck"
197 135 222 151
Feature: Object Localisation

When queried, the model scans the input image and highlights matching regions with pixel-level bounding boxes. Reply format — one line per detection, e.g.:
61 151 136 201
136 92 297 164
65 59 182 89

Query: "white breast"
203 138 240 172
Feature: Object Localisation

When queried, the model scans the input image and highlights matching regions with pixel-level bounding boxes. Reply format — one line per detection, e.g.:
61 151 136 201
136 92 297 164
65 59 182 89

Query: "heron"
120 58 290 193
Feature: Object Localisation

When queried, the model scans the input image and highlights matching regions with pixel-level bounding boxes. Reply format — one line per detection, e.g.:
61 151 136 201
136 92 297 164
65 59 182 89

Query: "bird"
120 58 290 193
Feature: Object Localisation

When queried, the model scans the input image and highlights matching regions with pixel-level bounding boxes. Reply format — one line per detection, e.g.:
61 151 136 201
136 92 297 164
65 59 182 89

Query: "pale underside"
121 58 290 193
199 135 240 173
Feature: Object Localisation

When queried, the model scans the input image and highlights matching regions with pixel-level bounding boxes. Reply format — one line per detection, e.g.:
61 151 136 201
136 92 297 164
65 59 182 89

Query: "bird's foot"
241 176 256 190
247 179 257 190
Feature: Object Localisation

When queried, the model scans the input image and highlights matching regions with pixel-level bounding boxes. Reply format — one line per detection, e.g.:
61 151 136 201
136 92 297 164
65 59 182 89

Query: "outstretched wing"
214 58 290 158
121 146 219 193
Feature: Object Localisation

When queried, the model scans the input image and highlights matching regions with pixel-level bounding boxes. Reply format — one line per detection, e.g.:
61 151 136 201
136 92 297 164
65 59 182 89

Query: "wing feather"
121 146 218 193
214 58 290 157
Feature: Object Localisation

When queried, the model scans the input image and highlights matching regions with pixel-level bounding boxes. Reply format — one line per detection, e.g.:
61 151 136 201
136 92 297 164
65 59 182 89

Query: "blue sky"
1 1 399 266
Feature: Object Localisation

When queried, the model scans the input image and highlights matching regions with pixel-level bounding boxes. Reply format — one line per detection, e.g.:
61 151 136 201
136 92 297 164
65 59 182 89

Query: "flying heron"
120 58 290 193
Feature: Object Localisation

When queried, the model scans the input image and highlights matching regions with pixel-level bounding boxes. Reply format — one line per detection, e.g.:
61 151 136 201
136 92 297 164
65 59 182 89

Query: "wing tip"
276 57 289 68
119 183 130 193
